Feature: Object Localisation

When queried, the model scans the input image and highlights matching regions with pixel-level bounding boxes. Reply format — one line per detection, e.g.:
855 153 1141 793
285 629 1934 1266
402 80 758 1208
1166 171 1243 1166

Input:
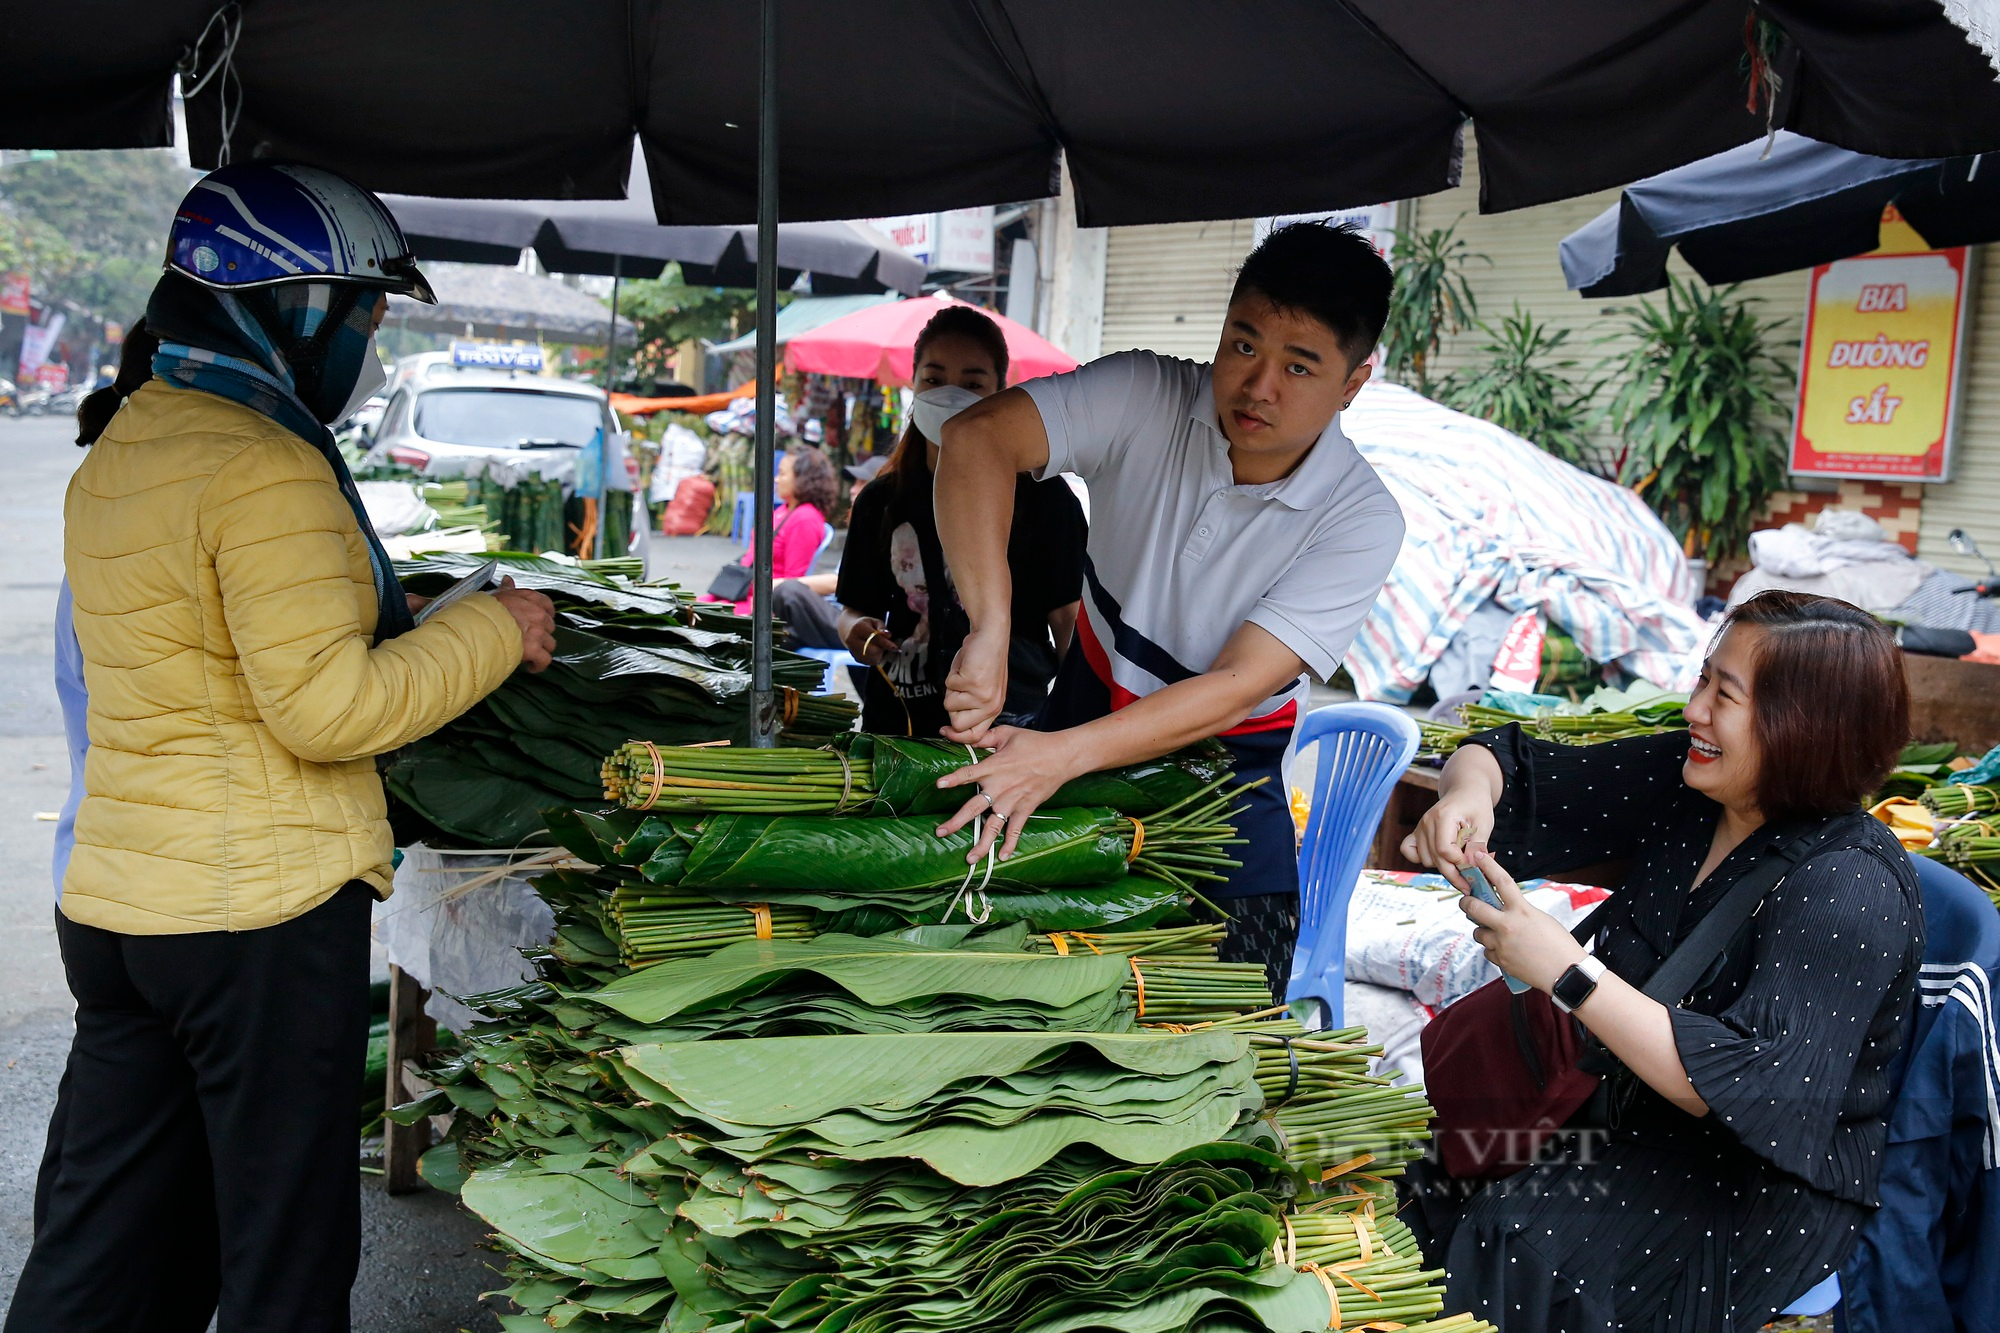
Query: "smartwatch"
1550 954 1607 1014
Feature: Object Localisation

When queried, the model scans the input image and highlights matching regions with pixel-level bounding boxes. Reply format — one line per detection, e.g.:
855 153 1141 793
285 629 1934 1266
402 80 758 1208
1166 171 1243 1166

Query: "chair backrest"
1285 703 1421 1018
812 524 836 571
1910 854 2000 970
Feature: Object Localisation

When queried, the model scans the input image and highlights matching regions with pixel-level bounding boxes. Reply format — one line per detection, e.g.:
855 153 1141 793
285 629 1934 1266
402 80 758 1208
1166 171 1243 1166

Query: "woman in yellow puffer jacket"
9 165 557 1333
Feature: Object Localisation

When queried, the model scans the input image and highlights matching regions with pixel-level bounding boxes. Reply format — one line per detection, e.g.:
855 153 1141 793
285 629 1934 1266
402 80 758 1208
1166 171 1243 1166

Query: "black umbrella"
11 2 2000 225
16 0 2000 743
1561 131 2000 297
381 150 925 295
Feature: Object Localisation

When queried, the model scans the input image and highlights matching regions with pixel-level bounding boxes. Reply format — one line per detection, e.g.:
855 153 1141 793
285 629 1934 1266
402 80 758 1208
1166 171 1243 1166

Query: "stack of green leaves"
601 736 1233 818
1878 741 1969 803
481 473 568 553
1922 819 2000 908
1920 781 2000 819
1419 687 1688 758
381 553 855 847
397 924 1448 1333
416 479 500 539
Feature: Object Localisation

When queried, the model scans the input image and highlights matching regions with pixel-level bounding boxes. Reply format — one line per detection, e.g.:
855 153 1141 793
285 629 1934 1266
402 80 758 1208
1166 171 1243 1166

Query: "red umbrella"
784 294 1078 387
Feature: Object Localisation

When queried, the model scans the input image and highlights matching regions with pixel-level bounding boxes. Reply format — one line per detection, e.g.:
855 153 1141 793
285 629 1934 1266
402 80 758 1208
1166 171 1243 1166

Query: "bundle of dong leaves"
391 743 1484 1333
383 554 855 847
400 922 1462 1333
1417 684 1688 759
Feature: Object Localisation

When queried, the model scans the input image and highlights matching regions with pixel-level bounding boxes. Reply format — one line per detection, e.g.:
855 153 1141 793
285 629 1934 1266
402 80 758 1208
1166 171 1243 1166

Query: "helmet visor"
380 253 436 305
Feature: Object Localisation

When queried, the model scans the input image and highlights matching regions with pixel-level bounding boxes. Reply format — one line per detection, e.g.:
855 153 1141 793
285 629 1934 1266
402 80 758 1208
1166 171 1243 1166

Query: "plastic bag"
659 475 716 536
371 844 557 1030
1342 869 1609 1010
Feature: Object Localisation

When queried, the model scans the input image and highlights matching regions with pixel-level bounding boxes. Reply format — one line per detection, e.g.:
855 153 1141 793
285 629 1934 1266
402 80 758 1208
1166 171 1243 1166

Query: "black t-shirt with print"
836 468 1086 738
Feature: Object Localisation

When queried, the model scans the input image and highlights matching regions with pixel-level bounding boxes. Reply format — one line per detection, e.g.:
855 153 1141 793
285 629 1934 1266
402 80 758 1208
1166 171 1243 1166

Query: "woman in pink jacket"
703 445 837 615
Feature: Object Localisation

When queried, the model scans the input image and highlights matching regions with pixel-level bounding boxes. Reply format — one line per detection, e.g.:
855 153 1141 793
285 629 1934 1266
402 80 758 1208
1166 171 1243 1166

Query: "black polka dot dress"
1411 726 1924 1332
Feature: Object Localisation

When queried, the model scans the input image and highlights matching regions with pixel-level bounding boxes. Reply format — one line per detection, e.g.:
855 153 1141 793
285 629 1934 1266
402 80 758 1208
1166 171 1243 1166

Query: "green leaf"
587 934 1132 1024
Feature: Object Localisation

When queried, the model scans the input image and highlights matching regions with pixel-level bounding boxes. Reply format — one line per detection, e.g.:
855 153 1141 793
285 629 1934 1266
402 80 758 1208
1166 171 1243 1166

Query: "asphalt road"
0 414 503 1330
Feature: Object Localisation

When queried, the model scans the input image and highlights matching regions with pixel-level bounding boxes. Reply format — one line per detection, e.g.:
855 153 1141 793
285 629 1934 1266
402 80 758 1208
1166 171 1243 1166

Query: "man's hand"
492 575 556 672
934 726 1087 862
1456 847 1585 993
941 626 1010 744
405 593 432 615
840 615 897 666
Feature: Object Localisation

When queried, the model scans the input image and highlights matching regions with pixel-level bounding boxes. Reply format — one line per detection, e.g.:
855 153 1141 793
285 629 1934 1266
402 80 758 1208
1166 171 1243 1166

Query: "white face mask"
910 385 984 443
334 333 388 424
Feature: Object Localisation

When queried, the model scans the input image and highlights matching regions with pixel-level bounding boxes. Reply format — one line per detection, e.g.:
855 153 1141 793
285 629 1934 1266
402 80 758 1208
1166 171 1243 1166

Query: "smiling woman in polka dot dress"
1398 590 1921 1332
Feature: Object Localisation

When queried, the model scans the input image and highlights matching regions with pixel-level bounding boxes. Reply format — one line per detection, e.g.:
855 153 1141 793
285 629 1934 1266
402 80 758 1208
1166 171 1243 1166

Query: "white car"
361 350 629 486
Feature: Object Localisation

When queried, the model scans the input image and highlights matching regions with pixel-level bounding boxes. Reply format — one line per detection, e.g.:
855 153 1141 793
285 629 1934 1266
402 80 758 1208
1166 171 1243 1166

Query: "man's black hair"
1230 221 1393 367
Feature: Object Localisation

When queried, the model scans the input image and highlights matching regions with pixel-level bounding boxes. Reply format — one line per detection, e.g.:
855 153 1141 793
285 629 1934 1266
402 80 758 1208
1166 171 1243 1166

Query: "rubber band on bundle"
1330 1263 1382 1301
1281 1213 1298 1266
747 903 773 941
1276 1035 1300 1106
1128 957 1148 1016
1297 1262 1341 1328
1318 1153 1375 1184
638 740 665 811
1047 933 1070 956
781 686 800 727
831 746 856 812
1126 817 1146 864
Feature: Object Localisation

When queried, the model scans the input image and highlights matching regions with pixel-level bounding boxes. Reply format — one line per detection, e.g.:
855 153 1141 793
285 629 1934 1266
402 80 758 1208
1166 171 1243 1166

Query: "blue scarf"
146 274 414 642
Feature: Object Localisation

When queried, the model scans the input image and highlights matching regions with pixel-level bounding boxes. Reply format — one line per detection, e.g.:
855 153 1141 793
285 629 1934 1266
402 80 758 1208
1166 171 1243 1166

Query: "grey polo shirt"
1020 349 1403 728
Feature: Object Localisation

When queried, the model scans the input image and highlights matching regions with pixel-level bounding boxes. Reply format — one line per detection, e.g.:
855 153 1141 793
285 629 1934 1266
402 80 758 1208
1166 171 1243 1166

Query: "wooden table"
1905 653 2000 755
381 965 437 1194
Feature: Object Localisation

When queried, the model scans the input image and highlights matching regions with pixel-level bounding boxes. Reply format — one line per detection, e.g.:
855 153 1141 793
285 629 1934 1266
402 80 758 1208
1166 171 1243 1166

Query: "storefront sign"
16 312 63 383
1254 203 1398 262
452 340 544 371
0 271 28 317
863 208 995 274
1790 239 1974 482
933 207 994 274
866 214 935 262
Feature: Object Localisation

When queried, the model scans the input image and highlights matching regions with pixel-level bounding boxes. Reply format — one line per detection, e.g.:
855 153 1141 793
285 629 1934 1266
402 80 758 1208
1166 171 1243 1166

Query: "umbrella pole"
750 0 779 746
597 253 623 559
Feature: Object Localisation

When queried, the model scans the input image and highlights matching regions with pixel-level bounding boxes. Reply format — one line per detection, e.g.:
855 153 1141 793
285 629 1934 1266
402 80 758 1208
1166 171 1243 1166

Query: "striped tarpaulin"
1338 383 1706 702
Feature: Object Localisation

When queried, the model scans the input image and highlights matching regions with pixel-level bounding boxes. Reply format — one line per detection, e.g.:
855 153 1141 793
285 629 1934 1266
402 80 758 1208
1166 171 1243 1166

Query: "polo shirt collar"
1192 372 1357 512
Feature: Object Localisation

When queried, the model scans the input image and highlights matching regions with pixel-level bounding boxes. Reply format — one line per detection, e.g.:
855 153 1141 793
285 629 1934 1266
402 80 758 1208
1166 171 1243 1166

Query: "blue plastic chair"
1285 702 1422 1031
1780 1273 1841 1317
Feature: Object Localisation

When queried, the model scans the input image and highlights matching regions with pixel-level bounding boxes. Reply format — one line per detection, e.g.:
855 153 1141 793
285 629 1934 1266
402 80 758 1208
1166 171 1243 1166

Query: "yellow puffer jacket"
63 381 523 934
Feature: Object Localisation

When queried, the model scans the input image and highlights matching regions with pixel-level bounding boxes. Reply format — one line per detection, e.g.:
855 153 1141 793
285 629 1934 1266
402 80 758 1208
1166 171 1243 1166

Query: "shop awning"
384 264 636 345
13 3 2000 224
1561 132 2000 297
383 150 924 295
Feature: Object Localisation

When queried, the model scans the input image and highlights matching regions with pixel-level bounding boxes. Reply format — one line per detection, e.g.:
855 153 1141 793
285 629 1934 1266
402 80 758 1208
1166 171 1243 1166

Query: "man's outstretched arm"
934 621 1307 862
933 388 1050 743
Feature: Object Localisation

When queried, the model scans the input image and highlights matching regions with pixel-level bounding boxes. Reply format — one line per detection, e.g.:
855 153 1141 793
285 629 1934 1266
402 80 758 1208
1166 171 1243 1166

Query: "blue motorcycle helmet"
165 162 435 303
159 163 435 421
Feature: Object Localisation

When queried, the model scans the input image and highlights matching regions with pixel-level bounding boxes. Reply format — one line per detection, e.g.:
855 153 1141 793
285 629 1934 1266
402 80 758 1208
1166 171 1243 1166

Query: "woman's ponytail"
76 317 160 447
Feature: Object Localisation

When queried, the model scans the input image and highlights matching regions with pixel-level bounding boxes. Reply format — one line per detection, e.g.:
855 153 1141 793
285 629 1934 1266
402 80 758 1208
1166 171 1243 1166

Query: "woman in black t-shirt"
835 305 1085 737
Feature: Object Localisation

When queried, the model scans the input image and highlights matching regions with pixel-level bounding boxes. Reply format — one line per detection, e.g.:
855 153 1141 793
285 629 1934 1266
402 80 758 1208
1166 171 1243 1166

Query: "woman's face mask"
334 332 388 424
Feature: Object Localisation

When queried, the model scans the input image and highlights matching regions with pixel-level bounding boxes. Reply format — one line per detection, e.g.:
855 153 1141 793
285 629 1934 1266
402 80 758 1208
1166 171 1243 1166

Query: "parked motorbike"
1948 529 1999 599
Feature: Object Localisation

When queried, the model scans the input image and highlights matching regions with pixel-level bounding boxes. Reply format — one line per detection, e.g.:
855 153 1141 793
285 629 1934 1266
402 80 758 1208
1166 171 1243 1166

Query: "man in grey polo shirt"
929 222 1404 990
